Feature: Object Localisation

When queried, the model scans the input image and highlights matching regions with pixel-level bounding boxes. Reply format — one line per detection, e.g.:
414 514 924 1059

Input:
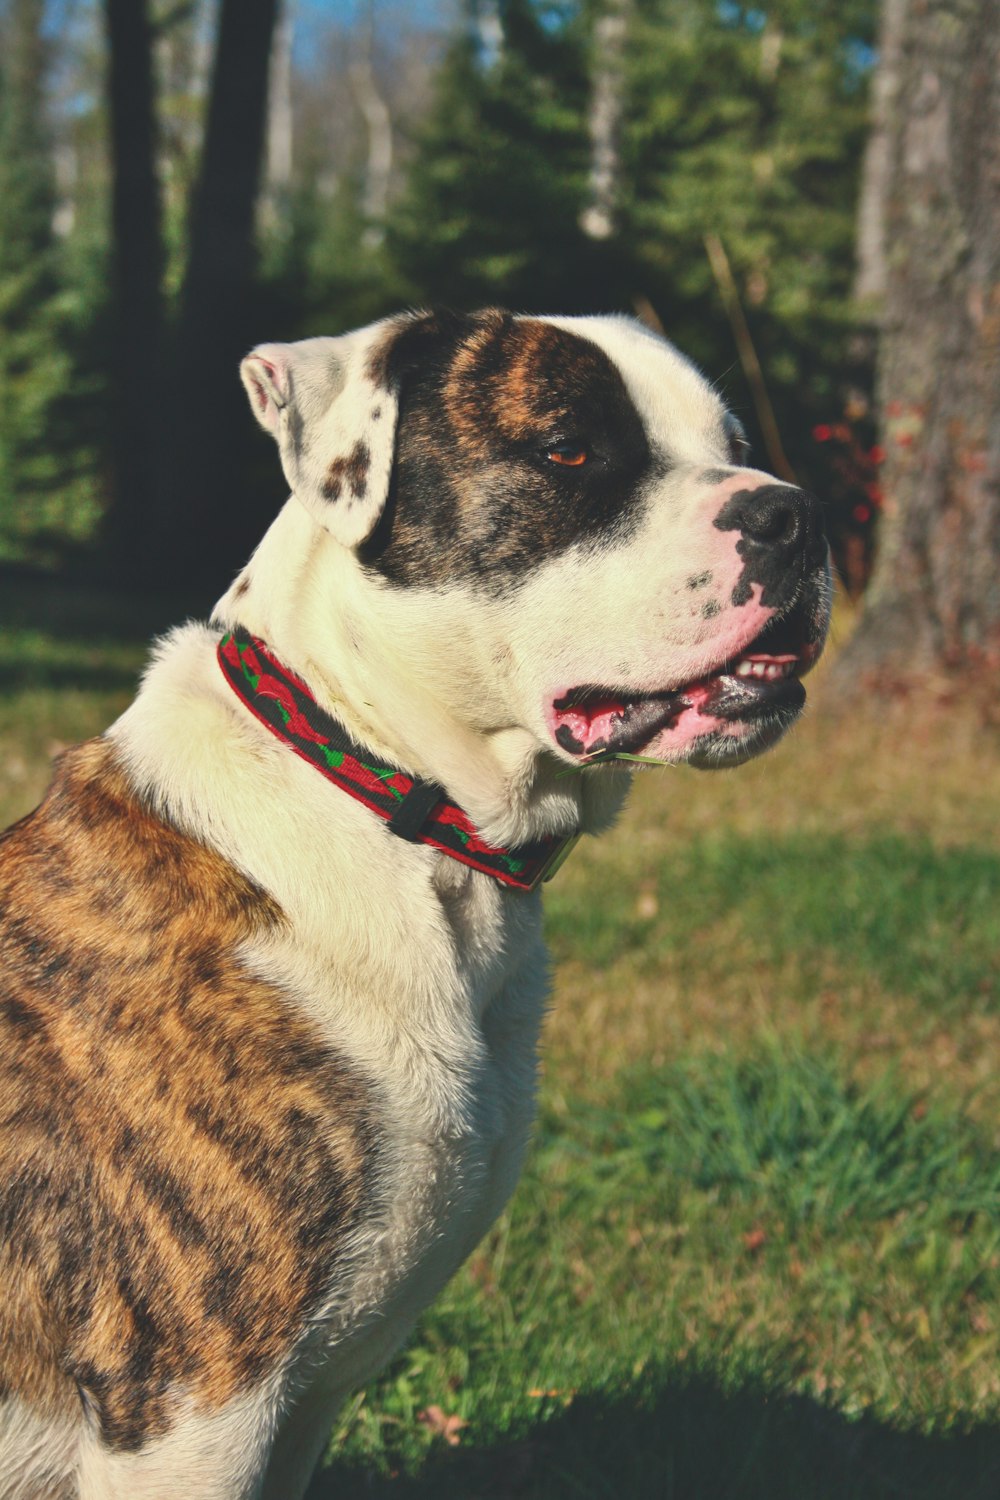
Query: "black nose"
729 484 823 558
714 484 827 608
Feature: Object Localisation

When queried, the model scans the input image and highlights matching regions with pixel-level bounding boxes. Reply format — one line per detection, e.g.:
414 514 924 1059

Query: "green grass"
545 832 1000 1015
315 1050 1000 1496
3 589 1000 1498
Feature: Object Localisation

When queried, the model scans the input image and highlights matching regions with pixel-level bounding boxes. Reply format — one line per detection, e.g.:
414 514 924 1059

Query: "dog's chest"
257 855 551 1380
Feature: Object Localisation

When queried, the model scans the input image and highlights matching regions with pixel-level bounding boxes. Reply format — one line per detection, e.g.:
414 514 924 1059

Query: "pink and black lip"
550 604 822 760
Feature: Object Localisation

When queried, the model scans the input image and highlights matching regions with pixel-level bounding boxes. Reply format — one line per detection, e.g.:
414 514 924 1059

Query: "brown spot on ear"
0 740 379 1450
322 440 370 503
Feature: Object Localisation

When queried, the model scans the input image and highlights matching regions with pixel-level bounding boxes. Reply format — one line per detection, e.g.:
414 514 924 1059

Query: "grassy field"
2 583 999 1498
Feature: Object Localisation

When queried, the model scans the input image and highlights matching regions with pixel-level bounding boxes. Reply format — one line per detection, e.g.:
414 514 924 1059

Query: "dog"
0 308 830 1499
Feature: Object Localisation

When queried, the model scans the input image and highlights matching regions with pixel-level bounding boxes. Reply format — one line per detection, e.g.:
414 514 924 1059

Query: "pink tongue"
555 698 627 753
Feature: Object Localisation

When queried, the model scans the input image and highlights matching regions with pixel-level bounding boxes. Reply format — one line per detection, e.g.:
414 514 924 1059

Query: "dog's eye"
724 415 751 467
546 444 589 468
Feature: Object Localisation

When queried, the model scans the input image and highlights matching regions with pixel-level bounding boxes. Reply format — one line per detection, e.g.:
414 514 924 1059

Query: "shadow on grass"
0 566 210 641
0 566 211 692
311 1372 1000 1500
0 662 143 692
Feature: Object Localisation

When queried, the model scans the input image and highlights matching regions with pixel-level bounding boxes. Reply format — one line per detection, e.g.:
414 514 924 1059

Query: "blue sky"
296 0 453 27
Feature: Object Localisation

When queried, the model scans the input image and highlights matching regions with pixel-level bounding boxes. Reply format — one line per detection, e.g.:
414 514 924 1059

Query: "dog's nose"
723 484 826 571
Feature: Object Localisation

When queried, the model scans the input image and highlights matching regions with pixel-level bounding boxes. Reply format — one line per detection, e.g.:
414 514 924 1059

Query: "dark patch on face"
686 571 713 590
323 440 370 503
371 406 382 422
700 469 734 486
714 485 827 610
701 599 722 619
232 574 251 601
0 740 380 1450
359 309 657 594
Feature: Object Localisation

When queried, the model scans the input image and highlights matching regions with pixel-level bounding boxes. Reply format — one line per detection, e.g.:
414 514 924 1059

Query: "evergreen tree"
0 0 98 563
623 0 877 484
387 0 626 314
382 0 876 565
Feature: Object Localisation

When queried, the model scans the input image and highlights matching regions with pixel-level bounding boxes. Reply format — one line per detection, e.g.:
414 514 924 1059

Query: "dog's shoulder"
0 736 382 1450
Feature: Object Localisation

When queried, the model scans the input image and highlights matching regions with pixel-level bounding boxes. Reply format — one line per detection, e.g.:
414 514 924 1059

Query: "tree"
835 0 1000 685
102 0 165 565
98 0 280 586
0 0 98 565
386 0 619 314
166 0 280 582
623 0 875 472
580 0 633 242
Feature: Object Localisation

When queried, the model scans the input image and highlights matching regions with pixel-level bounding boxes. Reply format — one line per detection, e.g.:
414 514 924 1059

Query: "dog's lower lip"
551 630 817 758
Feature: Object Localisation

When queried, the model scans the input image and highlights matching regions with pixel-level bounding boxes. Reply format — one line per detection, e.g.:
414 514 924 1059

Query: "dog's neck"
212 497 629 850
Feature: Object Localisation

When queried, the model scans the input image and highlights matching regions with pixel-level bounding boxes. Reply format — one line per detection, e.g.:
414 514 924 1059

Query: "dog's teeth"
733 657 795 682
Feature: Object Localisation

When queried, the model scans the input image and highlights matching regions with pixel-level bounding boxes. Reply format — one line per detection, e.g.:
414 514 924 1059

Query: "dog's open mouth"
550 607 822 761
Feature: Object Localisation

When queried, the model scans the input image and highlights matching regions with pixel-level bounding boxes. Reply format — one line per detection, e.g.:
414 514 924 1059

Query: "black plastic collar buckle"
386 779 445 842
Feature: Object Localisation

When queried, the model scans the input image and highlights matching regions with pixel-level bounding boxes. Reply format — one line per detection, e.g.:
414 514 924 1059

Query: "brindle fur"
0 742 377 1453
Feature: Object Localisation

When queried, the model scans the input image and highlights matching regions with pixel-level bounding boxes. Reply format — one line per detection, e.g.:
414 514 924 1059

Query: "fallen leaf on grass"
742 1226 767 1253
417 1405 468 1446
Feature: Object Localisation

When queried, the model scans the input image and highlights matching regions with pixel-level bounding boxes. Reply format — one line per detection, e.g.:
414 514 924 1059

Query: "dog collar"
217 631 578 893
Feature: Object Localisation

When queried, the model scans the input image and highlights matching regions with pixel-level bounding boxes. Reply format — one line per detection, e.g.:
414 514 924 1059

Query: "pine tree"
0 0 98 563
382 0 876 540
623 0 876 482
387 0 625 314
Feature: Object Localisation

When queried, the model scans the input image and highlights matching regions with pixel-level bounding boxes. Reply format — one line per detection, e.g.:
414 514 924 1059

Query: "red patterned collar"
217 631 578 893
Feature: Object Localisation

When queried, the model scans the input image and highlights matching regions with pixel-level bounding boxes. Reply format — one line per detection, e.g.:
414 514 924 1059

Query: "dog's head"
239 309 830 787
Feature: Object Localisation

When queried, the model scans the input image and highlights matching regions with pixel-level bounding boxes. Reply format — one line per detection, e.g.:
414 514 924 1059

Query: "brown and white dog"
0 309 830 1499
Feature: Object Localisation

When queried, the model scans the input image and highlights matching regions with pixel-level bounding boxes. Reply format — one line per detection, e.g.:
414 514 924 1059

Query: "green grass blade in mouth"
556 750 676 776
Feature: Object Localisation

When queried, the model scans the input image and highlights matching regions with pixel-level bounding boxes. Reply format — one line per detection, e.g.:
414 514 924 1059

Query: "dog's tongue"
551 692 683 756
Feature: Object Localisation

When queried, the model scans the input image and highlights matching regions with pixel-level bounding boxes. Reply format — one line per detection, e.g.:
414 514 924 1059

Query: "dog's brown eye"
546 445 588 467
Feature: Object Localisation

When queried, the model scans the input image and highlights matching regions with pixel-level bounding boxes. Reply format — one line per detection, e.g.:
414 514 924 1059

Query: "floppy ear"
240 317 406 548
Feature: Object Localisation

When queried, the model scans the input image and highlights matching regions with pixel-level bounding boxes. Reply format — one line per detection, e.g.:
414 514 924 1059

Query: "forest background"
1 0 881 597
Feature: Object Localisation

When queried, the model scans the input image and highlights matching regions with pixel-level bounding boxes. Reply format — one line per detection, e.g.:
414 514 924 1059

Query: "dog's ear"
240 317 407 549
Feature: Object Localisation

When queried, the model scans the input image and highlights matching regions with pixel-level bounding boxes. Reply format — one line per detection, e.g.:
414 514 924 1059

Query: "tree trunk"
262 0 294 230
853 0 906 307
350 5 393 249
102 0 166 567
166 0 280 587
836 0 1000 687
580 0 632 242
